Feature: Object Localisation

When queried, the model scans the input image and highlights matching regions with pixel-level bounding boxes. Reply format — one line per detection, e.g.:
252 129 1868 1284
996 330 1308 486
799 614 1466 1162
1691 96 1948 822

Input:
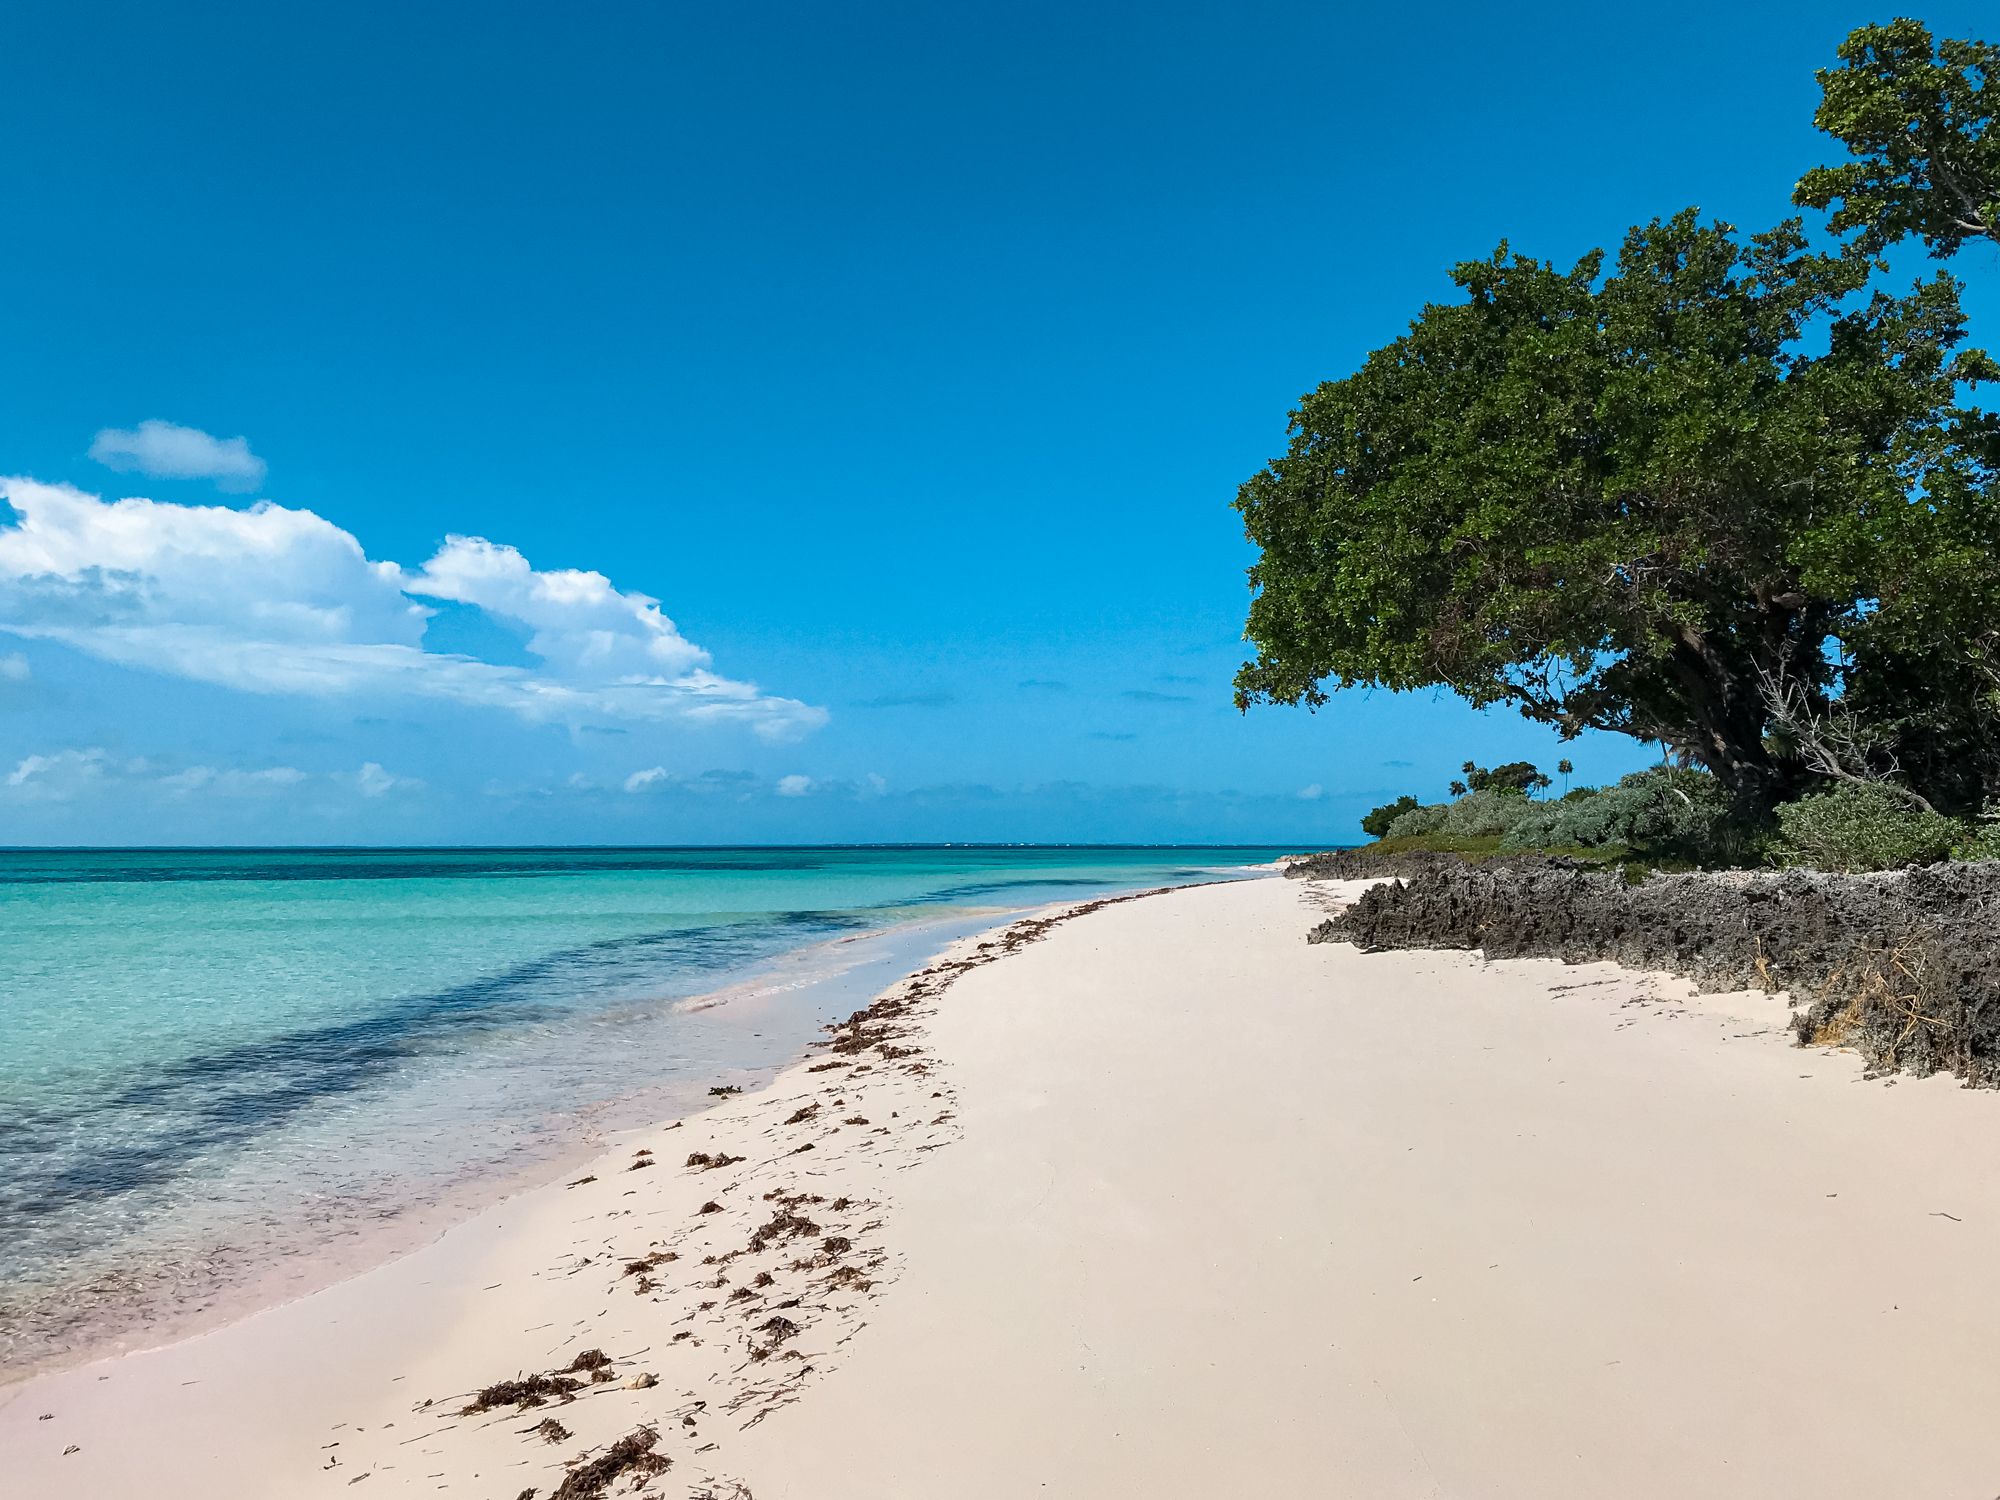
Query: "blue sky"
2 0 1994 845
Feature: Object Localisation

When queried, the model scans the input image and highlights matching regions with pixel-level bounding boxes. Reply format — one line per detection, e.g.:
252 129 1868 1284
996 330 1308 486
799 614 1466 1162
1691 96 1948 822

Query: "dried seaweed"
549 1427 670 1500
746 1211 819 1253
462 1372 580 1414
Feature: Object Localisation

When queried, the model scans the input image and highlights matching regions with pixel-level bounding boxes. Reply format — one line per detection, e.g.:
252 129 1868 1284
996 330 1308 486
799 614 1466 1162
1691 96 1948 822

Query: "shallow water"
0 846 1282 1374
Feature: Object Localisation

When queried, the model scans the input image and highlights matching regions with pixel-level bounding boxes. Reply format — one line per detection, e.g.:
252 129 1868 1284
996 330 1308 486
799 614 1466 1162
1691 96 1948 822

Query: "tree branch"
1755 663 1940 814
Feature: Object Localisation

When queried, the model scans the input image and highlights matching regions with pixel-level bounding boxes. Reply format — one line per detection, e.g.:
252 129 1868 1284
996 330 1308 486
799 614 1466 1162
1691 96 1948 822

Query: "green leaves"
1795 19 2000 257
1234 209 1992 808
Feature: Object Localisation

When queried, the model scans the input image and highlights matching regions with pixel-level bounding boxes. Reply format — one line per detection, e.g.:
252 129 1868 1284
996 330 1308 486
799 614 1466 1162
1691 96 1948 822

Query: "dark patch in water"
0 912 868 1242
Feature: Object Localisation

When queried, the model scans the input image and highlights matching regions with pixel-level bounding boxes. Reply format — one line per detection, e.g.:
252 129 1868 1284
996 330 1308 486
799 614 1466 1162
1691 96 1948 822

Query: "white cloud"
6 747 113 794
776 773 815 797
624 765 670 794
3 748 307 802
157 764 309 797
414 536 707 681
89 420 267 492
0 651 26 681
351 762 419 798
1296 783 1324 800
0 478 826 741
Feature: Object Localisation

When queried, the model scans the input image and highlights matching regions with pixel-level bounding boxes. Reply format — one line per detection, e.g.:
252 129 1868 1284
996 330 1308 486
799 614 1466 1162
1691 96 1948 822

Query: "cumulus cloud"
89 420 267 491
0 478 825 740
1120 688 1192 704
4 748 311 802
1296 783 1325 800
0 651 26 681
624 765 670 794
776 774 815 796
5 747 118 795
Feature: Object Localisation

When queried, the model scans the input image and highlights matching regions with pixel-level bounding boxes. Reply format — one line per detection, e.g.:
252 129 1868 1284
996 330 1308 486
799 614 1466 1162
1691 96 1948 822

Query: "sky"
3 0 1995 846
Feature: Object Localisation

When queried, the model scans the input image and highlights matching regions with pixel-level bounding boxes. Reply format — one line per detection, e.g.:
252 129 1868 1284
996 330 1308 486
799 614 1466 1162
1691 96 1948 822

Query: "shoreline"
0 901 1045 1388
0 884 1181 1496
12 872 1999 1495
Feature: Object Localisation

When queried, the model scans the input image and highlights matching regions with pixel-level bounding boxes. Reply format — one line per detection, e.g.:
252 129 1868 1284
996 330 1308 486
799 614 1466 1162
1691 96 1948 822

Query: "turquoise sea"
0 845 1284 1373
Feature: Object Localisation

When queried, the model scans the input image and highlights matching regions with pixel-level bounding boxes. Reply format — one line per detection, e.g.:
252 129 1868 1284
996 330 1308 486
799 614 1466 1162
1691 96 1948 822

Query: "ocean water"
0 845 1283 1373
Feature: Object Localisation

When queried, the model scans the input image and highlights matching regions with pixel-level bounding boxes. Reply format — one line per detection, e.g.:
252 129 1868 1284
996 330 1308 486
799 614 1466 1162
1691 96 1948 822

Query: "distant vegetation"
1361 758 2000 874
1241 18 2000 857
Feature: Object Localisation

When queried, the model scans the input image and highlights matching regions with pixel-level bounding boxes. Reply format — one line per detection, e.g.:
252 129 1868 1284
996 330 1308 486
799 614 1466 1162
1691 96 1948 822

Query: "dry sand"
8 876 2000 1497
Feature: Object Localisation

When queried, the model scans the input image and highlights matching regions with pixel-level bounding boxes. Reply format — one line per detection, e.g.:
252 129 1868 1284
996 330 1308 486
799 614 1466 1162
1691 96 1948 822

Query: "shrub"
1371 767 1754 865
1360 795 1421 839
1436 788 1540 839
1953 808 2000 862
1773 784 1963 872
1497 766 1745 863
1497 799 1574 850
1384 803 1448 838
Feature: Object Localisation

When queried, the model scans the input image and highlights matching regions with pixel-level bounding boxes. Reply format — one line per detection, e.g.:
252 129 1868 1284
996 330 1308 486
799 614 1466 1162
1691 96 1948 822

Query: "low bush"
1498 767 1747 864
1954 808 2000 862
1773 783 1962 872
1435 788 1540 839
1384 802 1448 838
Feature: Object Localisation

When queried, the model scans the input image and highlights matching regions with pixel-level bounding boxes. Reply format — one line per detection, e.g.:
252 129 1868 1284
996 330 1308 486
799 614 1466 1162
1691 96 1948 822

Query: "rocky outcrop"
1312 860 2000 1085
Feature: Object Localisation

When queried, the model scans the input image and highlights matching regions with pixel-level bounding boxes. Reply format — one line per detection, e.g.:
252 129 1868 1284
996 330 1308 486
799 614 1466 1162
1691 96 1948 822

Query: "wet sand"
9 876 2000 1496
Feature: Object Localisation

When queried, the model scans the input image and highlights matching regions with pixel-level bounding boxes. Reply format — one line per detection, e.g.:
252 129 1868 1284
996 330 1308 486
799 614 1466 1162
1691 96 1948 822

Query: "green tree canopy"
1450 761 1550 797
1233 211 1999 809
1360 794 1420 838
1795 18 1999 257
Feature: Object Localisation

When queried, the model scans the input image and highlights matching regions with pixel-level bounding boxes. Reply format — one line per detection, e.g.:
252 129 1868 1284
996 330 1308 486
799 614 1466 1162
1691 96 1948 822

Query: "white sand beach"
8 875 2000 1497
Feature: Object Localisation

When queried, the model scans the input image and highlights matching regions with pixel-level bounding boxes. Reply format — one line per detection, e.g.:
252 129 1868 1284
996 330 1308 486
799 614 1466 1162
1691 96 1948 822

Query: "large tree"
1794 18 1999 257
1233 211 1996 810
1788 19 2000 812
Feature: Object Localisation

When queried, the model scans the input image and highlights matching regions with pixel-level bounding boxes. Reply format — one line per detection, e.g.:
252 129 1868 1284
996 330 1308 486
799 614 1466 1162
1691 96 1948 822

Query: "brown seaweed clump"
622 1249 677 1277
461 1371 581 1414
747 1312 806 1363
746 1211 818 1253
550 1427 670 1500
684 1151 746 1170
533 1418 571 1444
